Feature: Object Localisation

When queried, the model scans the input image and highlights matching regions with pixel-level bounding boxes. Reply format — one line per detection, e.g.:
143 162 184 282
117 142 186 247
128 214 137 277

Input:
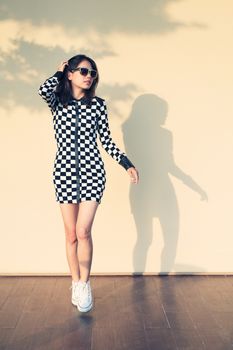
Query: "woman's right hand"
57 60 68 72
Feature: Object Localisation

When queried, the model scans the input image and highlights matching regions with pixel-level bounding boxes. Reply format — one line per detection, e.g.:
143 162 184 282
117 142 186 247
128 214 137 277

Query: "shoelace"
69 281 79 294
79 282 91 301
69 281 91 299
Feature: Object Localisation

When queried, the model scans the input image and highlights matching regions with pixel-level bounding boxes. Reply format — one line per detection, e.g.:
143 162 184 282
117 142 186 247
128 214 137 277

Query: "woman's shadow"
121 94 208 274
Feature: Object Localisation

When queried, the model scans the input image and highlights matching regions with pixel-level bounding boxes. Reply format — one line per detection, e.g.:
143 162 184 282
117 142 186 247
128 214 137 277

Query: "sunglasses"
70 67 98 79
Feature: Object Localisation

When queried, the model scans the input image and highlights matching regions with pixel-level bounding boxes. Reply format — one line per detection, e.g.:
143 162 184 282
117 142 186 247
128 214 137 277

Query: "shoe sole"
77 301 94 313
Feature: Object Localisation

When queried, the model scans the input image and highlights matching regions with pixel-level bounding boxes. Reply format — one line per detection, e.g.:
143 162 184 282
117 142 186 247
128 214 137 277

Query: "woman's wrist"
119 155 135 171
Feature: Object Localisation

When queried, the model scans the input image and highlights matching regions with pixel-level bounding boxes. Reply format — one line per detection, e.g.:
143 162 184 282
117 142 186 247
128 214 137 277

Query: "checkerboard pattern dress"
38 71 135 204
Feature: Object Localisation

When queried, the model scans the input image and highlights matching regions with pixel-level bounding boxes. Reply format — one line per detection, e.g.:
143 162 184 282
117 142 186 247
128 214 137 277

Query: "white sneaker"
77 280 93 313
69 280 79 306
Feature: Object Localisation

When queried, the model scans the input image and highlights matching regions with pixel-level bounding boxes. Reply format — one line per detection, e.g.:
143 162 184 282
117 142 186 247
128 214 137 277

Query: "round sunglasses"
69 67 98 79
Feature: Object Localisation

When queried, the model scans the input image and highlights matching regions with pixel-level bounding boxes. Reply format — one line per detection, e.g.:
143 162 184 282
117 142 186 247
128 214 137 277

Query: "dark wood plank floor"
0 276 232 350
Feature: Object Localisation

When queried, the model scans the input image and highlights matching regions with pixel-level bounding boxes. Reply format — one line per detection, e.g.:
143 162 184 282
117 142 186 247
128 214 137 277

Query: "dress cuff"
119 155 135 170
53 71 64 80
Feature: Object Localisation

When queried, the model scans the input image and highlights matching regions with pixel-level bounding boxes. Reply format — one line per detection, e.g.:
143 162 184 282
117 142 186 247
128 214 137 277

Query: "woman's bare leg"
59 203 80 282
76 200 99 282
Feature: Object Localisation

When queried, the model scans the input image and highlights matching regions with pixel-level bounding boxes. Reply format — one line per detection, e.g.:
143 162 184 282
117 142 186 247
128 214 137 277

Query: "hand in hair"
57 61 68 72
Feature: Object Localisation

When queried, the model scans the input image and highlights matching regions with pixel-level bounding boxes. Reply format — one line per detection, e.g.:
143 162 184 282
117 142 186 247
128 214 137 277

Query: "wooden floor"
0 276 232 350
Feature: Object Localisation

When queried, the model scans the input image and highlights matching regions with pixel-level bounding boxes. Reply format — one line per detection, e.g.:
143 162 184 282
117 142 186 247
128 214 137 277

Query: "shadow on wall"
0 0 194 34
121 94 208 274
0 0 205 111
0 1 209 274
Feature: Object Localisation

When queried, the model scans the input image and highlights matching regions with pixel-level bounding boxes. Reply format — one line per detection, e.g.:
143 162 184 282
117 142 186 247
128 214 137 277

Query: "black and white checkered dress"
38 71 135 204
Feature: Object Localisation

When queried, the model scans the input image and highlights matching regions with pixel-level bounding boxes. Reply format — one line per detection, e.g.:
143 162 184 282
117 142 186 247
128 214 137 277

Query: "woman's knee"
76 226 91 241
64 226 77 244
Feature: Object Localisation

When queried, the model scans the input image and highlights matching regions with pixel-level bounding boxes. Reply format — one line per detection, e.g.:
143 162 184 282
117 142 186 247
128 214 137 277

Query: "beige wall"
1 0 232 274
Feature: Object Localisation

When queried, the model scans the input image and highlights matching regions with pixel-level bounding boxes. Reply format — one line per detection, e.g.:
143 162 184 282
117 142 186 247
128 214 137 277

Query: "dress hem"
56 198 101 204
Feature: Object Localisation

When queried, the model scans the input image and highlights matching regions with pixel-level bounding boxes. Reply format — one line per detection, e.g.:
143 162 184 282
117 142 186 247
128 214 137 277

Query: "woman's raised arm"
38 61 67 112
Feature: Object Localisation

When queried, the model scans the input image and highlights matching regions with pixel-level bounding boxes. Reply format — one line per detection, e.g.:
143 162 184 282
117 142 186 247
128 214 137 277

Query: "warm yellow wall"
1 0 232 274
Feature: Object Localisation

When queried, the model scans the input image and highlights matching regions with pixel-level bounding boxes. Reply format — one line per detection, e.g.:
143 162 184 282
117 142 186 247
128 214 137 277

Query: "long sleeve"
97 99 135 171
38 71 63 112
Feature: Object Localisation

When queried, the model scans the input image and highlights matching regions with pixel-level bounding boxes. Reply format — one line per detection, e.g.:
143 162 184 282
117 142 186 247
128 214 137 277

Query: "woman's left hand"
127 167 139 184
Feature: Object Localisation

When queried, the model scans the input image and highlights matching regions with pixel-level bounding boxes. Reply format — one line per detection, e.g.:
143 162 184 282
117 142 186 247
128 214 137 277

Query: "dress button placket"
74 101 81 202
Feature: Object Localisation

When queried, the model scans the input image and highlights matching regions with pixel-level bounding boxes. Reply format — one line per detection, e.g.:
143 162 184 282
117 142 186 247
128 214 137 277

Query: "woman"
38 54 139 313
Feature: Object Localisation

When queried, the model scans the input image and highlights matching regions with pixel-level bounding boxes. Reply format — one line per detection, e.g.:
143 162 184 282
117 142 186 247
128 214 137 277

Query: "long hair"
56 54 99 106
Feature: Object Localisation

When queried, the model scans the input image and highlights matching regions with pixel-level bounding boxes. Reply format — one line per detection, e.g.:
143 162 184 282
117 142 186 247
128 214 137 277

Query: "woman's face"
68 59 95 91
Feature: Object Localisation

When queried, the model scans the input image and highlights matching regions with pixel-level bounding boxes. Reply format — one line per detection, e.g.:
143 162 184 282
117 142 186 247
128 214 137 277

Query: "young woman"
38 54 139 313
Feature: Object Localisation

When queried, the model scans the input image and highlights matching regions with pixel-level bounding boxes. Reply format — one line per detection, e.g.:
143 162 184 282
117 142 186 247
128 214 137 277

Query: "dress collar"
72 96 92 106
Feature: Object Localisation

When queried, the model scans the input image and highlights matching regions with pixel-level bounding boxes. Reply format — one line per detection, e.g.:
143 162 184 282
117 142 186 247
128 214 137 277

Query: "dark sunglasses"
69 67 98 79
